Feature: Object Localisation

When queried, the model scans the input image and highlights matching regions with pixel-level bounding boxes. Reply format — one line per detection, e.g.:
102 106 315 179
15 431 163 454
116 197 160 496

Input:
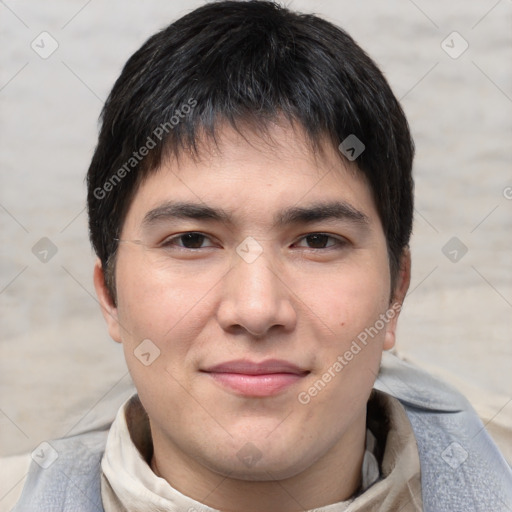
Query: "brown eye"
161 232 215 249
295 233 345 249
179 232 207 248
304 234 330 248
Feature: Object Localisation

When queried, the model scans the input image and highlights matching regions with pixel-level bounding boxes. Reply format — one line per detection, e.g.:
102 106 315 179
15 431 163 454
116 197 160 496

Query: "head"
88 0 413 505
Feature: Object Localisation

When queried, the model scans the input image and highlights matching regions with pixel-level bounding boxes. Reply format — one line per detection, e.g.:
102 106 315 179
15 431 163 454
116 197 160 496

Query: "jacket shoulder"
376 352 512 511
375 351 469 412
11 429 108 512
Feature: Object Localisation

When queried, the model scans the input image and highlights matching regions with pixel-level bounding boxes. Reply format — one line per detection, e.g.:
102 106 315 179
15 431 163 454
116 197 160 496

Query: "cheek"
295 255 390 402
113 251 222 387
295 269 389 424
113 257 214 415
300 258 390 337
115 250 212 337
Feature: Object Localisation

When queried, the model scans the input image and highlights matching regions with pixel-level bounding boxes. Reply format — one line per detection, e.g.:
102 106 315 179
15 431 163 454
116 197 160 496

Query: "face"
95 120 409 488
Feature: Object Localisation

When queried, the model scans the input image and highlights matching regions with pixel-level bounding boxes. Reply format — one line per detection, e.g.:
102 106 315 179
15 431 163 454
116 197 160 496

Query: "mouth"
201 359 310 397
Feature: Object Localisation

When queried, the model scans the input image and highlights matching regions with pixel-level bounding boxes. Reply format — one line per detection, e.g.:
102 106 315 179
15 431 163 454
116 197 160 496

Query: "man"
11 1 512 510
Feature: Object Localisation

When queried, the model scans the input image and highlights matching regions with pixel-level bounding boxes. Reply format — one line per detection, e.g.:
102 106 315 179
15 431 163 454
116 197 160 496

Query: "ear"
383 248 411 351
93 258 122 343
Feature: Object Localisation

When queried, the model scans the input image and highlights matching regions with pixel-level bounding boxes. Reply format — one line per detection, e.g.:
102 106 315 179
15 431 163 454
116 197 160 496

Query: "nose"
216 250 297 338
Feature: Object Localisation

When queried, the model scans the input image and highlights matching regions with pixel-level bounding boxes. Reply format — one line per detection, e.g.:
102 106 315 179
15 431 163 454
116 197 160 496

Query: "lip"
201 359 310 397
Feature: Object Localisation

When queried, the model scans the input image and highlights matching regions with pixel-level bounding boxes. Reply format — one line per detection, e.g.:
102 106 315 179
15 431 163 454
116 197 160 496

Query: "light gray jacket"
12 355 512 511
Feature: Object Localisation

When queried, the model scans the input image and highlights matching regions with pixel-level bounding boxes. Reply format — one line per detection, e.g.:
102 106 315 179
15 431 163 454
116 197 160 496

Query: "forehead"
124 120 380 231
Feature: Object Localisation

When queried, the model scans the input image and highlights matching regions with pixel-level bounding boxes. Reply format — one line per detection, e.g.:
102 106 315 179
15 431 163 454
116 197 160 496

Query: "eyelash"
159 232 348 250
160 232 217 250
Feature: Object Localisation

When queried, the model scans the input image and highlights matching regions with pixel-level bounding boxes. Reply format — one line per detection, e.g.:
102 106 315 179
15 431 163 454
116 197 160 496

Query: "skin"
94 120 410 512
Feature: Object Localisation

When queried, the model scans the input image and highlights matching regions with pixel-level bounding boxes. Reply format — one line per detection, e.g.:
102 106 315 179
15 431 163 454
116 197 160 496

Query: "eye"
160 232 216 249
294 233 347 249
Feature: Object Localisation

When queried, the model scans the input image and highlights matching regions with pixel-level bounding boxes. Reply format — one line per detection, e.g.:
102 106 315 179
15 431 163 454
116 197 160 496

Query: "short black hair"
87 0 414 301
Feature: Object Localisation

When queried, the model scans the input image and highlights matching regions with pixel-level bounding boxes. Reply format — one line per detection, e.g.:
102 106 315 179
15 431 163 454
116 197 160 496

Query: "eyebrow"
141 200 370 229
274 201 369 227
142 201 230 227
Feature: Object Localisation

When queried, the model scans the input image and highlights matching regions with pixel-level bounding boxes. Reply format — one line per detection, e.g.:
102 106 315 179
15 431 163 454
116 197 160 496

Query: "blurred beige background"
1 0 511 507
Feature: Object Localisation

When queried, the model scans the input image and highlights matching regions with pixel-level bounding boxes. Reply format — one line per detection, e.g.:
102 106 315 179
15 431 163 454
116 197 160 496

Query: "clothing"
100 390 420 511
11 353 512 511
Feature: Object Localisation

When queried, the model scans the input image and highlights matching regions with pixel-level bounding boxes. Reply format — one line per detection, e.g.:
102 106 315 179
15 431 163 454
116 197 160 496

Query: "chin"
211 460 308 482
199 443 316 482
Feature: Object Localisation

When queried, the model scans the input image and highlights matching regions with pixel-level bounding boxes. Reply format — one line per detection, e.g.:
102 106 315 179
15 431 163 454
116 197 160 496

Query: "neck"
149 414 366 512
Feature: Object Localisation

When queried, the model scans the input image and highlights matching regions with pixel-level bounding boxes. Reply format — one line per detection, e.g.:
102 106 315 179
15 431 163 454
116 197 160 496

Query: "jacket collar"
374 352 467 412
